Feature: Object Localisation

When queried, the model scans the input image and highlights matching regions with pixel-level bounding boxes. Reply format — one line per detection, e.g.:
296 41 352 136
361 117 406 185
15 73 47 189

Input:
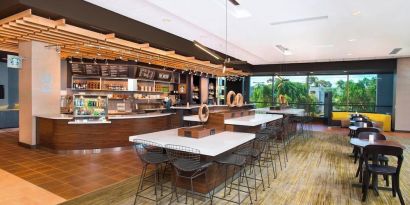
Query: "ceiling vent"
270 16 328 26
389 48 402 55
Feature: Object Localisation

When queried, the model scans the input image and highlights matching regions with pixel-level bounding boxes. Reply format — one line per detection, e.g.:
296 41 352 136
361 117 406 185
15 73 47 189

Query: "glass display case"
72 94 108 123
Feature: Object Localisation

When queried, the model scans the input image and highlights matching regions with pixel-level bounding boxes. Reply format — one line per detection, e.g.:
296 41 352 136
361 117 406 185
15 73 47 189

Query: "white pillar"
395 58 410 131
18 41 61 146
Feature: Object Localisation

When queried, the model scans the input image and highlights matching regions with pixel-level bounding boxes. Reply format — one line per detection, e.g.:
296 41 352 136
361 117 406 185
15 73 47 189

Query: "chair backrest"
133 139 164 162
164 144 201 163
356 127 379 135
358 132 386 140
253 133 270 155
363 144 404 174
354 121 374 128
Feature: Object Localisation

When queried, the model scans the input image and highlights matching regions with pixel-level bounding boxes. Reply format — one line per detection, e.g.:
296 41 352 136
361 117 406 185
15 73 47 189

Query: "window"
250 73 379 114
249 76 274 108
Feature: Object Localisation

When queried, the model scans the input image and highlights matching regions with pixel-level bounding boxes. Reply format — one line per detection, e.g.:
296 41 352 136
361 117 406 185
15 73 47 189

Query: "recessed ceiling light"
348 39 357 42
352 11 361 16
270 16 328 26
344 71 348 73
162 18 171 23
315 44 334 48
310 72 314 74
347 53 353 56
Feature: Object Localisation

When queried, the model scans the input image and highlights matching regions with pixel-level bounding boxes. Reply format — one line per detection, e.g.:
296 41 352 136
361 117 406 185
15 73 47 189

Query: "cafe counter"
36 113 179 151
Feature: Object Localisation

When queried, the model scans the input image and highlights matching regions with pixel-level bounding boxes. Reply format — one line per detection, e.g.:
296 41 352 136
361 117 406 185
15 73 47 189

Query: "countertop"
224 114 283 126
171 104 254 110
36 113 173 120
129 129 255 156
254 108 305 116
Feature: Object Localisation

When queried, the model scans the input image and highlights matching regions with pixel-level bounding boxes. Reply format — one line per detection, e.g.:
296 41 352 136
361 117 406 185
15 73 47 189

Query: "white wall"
394 58 410 131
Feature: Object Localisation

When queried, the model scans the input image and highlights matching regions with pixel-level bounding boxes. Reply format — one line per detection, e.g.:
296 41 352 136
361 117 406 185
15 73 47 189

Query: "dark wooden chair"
355 132 388 183
353 128 380 163
362 144 405 205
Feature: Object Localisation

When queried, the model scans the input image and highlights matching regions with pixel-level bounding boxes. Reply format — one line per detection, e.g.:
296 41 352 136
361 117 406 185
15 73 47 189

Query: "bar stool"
211 143 253 205
133 139 170 205
235 134 270 202
258 123 282 177
165 144 212 205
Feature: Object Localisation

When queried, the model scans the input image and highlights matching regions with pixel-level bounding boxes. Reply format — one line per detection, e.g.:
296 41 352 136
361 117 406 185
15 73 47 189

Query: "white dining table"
129 128 255 156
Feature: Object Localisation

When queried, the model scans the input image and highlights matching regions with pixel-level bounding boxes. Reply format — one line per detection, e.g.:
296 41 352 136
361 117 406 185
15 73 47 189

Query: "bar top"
36 112 173 120
255 108 305 116
224 113 283 126
129 129 255 156
171 104 227 110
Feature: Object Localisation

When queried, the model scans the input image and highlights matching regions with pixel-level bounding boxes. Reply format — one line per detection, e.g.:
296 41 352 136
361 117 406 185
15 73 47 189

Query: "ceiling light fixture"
270 16 328 26
105 59 108 65
347 53 353 56
223 65 226 73
275 45 293 55
68 56 73 64
193 40 221 60
348 39 357 42
389 48 402 55
352 11 361 16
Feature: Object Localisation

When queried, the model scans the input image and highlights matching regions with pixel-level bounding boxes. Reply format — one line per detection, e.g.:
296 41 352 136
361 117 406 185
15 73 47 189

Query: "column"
18 41 61 146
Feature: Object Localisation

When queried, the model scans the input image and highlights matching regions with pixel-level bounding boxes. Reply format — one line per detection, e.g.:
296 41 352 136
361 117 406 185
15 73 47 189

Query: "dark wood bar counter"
36 113 179 150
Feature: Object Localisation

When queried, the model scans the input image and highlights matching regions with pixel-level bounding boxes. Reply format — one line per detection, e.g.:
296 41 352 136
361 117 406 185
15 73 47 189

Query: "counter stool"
165 144 212 205
211 150 253 205
235 134 270 202
133 139 170 205
258 125 281 178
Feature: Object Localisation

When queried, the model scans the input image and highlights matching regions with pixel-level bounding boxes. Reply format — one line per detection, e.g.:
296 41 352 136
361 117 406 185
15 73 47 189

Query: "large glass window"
249 76 274 108
250 74 378 113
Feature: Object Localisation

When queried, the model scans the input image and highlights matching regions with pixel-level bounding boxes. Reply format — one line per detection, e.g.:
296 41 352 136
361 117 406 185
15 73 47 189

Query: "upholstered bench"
331 112 391 131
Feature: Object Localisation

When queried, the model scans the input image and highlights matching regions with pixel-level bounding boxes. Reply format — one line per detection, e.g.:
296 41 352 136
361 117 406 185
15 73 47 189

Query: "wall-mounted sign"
7 55 22 69
156 71 172 81
138 67 155 80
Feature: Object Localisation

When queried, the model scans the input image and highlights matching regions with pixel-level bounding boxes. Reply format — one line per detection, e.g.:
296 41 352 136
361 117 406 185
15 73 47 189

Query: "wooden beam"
55 19 66 26
0 9 32 25
105 33 115 39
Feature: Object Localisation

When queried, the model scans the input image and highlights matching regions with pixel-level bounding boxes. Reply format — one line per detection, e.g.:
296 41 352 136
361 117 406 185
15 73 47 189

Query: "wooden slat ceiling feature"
0 9 249 76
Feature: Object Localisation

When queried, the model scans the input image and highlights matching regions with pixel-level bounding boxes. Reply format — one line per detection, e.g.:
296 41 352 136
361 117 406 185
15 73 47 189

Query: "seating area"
1 1 410 205
332 112 392 131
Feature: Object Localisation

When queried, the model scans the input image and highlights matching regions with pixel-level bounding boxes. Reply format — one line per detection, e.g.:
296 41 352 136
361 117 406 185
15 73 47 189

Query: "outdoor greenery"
250 75 377 114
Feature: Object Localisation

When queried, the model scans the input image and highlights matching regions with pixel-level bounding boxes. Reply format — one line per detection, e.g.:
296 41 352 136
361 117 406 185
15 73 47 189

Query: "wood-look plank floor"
115 131 409 205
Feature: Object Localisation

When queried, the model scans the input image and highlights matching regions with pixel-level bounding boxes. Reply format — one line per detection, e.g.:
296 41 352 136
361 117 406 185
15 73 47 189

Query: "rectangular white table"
224 113 283 126
255 108 305 116
129 129 255 156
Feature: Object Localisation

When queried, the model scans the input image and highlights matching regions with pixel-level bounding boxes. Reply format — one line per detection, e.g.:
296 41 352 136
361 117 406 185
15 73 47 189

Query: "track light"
68 56 73 64
80 57 84 64
93 58 97 64
105 59 108 65
223 65 226 73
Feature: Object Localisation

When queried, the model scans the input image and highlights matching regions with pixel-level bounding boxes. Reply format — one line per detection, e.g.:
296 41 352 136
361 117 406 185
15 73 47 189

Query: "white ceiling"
85 0 410 65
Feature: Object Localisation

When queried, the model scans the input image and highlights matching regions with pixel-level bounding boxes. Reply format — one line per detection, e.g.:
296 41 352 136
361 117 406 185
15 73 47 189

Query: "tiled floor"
0 131 143 200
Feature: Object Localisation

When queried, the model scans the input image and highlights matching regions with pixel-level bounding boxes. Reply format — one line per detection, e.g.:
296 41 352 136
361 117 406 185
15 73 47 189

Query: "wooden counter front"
36 114 179 150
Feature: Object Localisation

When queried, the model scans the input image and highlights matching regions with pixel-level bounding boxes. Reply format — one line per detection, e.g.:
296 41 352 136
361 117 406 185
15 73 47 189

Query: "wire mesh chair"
165 144 212 205
211 140 253 204
235 133 270 202
133 139 170 205
258 120 282 177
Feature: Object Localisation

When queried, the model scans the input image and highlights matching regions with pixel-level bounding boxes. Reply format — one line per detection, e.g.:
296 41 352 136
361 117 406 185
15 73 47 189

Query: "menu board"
137 67 156 80
85 64 100 76
117 65 129 77
156 71 172 81
71 63 85 75
109 65 118 77
100 65 110 77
